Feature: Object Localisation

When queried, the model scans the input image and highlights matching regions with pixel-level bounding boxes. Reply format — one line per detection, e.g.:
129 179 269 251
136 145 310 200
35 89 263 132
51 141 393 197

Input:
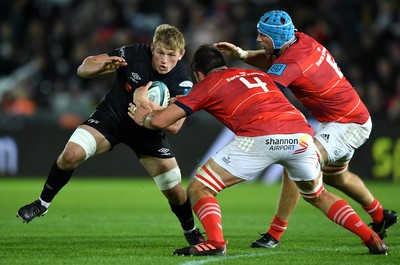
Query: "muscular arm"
77 54 128 78
128 102 187 134
243 50 275 70
162 116 186 134
214 42 275 70
146 104 187 130
128 82 187 134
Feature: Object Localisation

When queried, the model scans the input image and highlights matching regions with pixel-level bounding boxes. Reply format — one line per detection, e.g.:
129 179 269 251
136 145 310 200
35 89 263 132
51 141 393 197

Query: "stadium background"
0 0 399 182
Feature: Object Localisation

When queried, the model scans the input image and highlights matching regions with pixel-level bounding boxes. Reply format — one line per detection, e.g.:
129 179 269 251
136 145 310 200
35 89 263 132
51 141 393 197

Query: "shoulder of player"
119 43 151 57
123 43 149 50
167 61 192 82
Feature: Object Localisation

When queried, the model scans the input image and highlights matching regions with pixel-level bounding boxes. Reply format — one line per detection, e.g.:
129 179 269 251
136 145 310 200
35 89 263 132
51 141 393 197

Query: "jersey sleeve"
267 62 302 87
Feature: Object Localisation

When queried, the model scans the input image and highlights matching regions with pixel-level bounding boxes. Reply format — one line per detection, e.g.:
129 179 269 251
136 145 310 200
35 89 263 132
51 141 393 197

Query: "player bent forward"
129 44 388 256
214 10 397 248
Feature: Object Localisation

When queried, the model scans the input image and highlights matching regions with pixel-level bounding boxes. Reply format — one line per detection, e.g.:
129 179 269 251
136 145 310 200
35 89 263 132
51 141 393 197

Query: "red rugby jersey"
176 68 313 137
267 32 370 124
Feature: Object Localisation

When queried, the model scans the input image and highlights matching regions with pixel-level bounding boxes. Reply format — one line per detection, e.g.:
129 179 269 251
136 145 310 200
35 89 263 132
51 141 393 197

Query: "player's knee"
68 128 97 161
297 177 325 203
187 177 211 197
153 166 182 191
192 163 227 195
57 147 85 170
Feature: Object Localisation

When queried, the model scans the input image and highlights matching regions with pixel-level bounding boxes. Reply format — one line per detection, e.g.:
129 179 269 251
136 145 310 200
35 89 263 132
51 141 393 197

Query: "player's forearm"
143 108 185 132
162 117 185 134
77 56 113 78
241 50 274 70
141 112 169 130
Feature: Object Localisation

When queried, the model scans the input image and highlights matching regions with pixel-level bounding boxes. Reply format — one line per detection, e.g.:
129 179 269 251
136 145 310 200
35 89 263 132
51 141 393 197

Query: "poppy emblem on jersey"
125 82 132 92
267 64 286 76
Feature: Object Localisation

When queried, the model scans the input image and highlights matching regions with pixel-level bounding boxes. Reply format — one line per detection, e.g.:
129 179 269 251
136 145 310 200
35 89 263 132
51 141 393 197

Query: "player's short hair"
257 10 295 49
153 24 185 52
191 44 226 75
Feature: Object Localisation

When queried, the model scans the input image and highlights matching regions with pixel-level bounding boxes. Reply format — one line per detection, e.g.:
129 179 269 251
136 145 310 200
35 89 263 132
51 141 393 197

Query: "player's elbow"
77 56 98 78
77 64 91 78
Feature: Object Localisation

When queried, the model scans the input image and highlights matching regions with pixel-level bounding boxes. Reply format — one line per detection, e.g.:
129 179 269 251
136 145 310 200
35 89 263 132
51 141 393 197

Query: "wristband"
234 47 248 60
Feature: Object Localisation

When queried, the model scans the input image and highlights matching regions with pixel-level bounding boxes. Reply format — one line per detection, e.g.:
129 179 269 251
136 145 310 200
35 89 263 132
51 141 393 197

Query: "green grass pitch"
1 178 399 265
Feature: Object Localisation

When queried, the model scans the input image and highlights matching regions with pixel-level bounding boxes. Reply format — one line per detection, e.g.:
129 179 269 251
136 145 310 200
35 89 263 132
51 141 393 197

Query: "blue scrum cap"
257 10 295 49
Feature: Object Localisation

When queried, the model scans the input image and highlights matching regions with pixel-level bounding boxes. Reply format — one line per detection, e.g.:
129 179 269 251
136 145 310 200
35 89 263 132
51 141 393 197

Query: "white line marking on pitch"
178 248 354 265
178 252 290 265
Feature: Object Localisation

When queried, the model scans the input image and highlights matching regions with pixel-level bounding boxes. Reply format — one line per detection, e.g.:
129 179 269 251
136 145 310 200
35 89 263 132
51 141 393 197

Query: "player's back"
190 68 313 137
268 32 369 124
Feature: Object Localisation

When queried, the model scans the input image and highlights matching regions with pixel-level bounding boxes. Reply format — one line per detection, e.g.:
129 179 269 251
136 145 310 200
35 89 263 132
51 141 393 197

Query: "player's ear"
178 49 185 60
194 71 205 82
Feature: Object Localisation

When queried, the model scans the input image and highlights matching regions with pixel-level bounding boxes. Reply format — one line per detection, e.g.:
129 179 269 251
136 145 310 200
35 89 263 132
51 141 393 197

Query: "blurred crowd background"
0 0 399 130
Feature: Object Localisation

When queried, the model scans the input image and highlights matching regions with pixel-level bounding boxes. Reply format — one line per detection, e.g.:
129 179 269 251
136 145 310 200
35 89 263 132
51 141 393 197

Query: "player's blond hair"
153 24 185 52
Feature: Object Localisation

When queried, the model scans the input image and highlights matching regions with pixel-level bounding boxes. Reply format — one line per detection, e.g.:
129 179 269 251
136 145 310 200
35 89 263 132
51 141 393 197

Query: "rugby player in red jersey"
214 10 397 252
129 44 388 255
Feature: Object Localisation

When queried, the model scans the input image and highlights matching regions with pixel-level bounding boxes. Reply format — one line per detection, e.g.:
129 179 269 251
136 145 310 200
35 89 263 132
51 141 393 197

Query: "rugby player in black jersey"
17 24 204 245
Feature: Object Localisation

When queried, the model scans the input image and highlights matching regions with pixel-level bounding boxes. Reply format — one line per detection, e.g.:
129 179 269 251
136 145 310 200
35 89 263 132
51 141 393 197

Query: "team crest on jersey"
221 156 231 165
267 64 286 76
130 72 141 83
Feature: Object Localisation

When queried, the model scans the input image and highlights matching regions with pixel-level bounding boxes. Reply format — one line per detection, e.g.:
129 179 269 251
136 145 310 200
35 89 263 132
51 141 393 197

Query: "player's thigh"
211 135 276 181
314 119 371 164
79 125 112 154
207 158 244 187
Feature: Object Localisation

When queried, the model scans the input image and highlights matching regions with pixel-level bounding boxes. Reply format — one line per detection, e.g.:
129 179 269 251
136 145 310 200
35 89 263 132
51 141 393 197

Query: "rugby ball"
147 81 170 107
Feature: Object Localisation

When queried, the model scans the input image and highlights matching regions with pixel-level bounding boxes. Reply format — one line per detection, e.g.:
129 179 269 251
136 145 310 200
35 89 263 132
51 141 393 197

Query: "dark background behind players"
0 0 399 179
0 0 398 124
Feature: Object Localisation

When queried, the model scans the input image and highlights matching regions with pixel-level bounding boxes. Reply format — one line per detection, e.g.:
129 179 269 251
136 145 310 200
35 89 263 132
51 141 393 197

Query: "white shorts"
212 133 320 182
314 117 372 165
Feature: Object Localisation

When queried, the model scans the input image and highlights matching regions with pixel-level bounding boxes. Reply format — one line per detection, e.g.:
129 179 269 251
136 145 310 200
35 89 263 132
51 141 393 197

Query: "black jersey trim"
174 101 192 116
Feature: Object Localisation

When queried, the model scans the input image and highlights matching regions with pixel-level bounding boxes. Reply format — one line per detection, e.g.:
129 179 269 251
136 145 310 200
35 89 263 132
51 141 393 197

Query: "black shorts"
82 109 175 158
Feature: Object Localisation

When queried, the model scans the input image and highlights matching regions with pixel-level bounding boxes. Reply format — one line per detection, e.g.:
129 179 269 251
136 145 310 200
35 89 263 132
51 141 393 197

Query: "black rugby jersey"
97 43 193 127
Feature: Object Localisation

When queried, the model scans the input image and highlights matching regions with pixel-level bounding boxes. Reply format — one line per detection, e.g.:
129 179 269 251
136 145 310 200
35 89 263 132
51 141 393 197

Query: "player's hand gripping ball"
147 81 170 107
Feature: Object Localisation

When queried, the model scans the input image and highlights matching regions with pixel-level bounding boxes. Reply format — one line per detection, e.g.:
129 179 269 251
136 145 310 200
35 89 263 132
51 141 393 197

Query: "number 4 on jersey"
239 77 269 92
